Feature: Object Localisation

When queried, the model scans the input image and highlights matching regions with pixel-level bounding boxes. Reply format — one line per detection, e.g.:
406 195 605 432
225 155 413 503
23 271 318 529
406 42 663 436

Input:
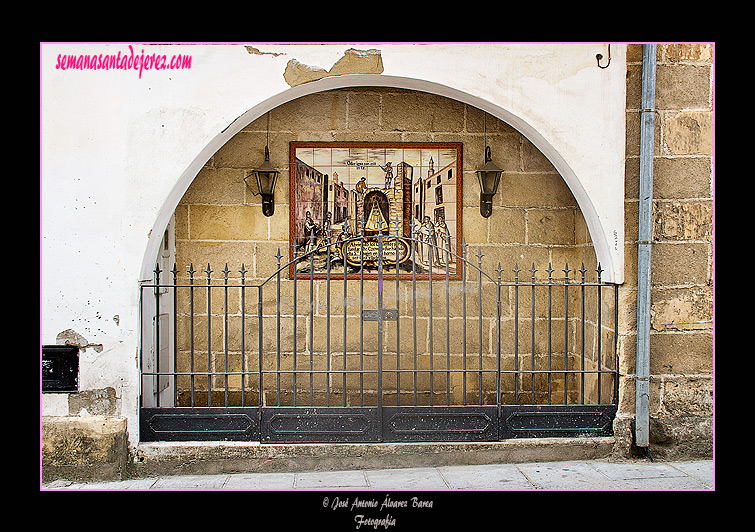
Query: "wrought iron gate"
140 222 618 442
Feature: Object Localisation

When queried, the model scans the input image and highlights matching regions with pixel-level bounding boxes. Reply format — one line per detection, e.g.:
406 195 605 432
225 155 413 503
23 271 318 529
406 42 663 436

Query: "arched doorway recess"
141 75 619 285
139 76 620 443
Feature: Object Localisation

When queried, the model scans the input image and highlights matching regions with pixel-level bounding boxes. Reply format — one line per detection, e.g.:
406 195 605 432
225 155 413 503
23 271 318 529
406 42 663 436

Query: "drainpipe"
635 43 656 451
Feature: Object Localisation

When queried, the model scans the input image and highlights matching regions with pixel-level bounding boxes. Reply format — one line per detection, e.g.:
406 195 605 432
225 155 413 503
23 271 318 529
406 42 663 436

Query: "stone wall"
167 45 713 459
616 44 714 459
172 87 606 408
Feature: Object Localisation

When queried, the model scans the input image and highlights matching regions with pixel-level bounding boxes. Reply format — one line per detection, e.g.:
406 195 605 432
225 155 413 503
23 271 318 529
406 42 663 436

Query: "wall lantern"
476 112 503 218
244 113 279 217
477 145 503 218
249 145 279 216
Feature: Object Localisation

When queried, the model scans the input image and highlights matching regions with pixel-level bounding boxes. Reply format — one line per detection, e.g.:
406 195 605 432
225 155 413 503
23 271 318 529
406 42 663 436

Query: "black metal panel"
261 407 381 443
42 345 79 393
140 408 259 441
500 404 617 439
383 406 499 441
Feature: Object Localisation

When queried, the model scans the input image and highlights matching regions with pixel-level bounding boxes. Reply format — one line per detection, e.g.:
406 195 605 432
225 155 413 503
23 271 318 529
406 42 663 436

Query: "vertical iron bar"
412 220 418 406
276 250 282 406
462 240 467 406
396 217 401 406
154 264 161 408
326 229 332 407
531 264 536 405
309 232 314 406
547 264 553 405
206 264 212 407
189 264 195 407
445 234 451 406
477 249 483 406
343 241 348 407
359 223 364 406
292 244 298 407
172 264 178 407
580 263 586 405
496 263 502 409
241 264 247 407
224 264 229 407
258 287 263 411
428 237 434 406
139 285 144 409
597 264 603 404
377 224 384 412
564 262 570 405
514 263 519 405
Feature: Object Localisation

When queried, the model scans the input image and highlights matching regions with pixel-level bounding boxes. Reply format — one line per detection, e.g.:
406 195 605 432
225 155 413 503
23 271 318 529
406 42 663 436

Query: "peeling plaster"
57 328 104 353
650 288 713 331
69 387 119 416
244 46 285 57
283 48 384 87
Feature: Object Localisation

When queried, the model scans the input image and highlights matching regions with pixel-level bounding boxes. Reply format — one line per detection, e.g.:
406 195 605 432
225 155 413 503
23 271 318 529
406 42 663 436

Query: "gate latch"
362 309 399 321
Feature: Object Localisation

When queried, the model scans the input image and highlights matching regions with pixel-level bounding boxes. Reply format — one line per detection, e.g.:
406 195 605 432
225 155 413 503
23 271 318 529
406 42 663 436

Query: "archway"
140 74 619 286
138 78 621 441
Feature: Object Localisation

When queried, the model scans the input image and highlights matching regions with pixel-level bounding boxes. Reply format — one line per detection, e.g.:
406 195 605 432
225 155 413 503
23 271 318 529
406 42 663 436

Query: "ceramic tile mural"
289 143 463 279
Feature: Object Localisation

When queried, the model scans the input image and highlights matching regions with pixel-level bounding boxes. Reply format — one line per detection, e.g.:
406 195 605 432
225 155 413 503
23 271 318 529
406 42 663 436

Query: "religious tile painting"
289 142 463 279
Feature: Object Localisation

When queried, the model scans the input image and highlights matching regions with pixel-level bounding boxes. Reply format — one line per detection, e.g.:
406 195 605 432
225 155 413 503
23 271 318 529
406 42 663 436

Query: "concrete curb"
131 437 615 478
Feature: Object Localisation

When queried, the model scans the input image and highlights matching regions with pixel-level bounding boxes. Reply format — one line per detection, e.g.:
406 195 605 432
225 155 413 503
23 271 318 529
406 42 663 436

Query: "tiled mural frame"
288 142 463 280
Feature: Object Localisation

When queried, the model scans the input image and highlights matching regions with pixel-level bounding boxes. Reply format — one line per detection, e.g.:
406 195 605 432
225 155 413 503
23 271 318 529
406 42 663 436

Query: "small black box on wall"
42 345 79 393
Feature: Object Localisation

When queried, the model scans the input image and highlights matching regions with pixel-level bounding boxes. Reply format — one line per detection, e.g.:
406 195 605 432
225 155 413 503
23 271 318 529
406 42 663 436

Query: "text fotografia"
55 45 192 79
325 494 433 529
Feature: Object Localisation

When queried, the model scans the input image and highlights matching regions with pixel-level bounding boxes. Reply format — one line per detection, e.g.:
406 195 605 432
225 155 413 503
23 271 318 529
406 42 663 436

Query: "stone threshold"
131 437 615 479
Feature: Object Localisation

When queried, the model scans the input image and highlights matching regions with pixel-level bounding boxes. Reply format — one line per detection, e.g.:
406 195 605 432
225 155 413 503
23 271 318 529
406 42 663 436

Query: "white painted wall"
40 43 626 444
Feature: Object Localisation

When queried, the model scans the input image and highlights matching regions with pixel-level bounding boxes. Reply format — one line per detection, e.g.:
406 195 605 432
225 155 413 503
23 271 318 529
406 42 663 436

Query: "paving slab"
610 475 710 490
151 474 229 490
224 473 296 490
516 461 621 490
517 460 713 490
438 463 535 490
669 461 715 488
47 477 159 490
365 467 449 490
592 461 685 480
295 470 369 489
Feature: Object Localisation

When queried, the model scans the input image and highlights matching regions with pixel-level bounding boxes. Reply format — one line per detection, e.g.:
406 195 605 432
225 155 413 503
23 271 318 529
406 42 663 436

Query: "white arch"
140 74 617 283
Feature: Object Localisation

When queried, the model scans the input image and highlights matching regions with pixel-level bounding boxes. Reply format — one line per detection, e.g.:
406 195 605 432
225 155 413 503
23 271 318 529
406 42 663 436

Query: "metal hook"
596 44 611 69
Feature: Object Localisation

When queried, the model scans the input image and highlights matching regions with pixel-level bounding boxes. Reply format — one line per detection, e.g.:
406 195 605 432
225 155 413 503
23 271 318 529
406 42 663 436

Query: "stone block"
503 173 578 208
656 64 712 110
189 205 268 241
653 201 713 242
651 242 710 285
381 91 464 133
213 131 266 168
664 44 713 62
42 416 129 483
649 331 713 374
660 375 713 417
488 207 526 244
528 208 576 246
650 286 713 332
663 111 713 156
179 166 247 205
174 241 256 283
653 157 712 199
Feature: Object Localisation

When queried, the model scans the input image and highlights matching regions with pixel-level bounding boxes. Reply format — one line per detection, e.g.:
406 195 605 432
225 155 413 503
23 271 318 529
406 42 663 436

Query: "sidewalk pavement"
42 458 714 491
